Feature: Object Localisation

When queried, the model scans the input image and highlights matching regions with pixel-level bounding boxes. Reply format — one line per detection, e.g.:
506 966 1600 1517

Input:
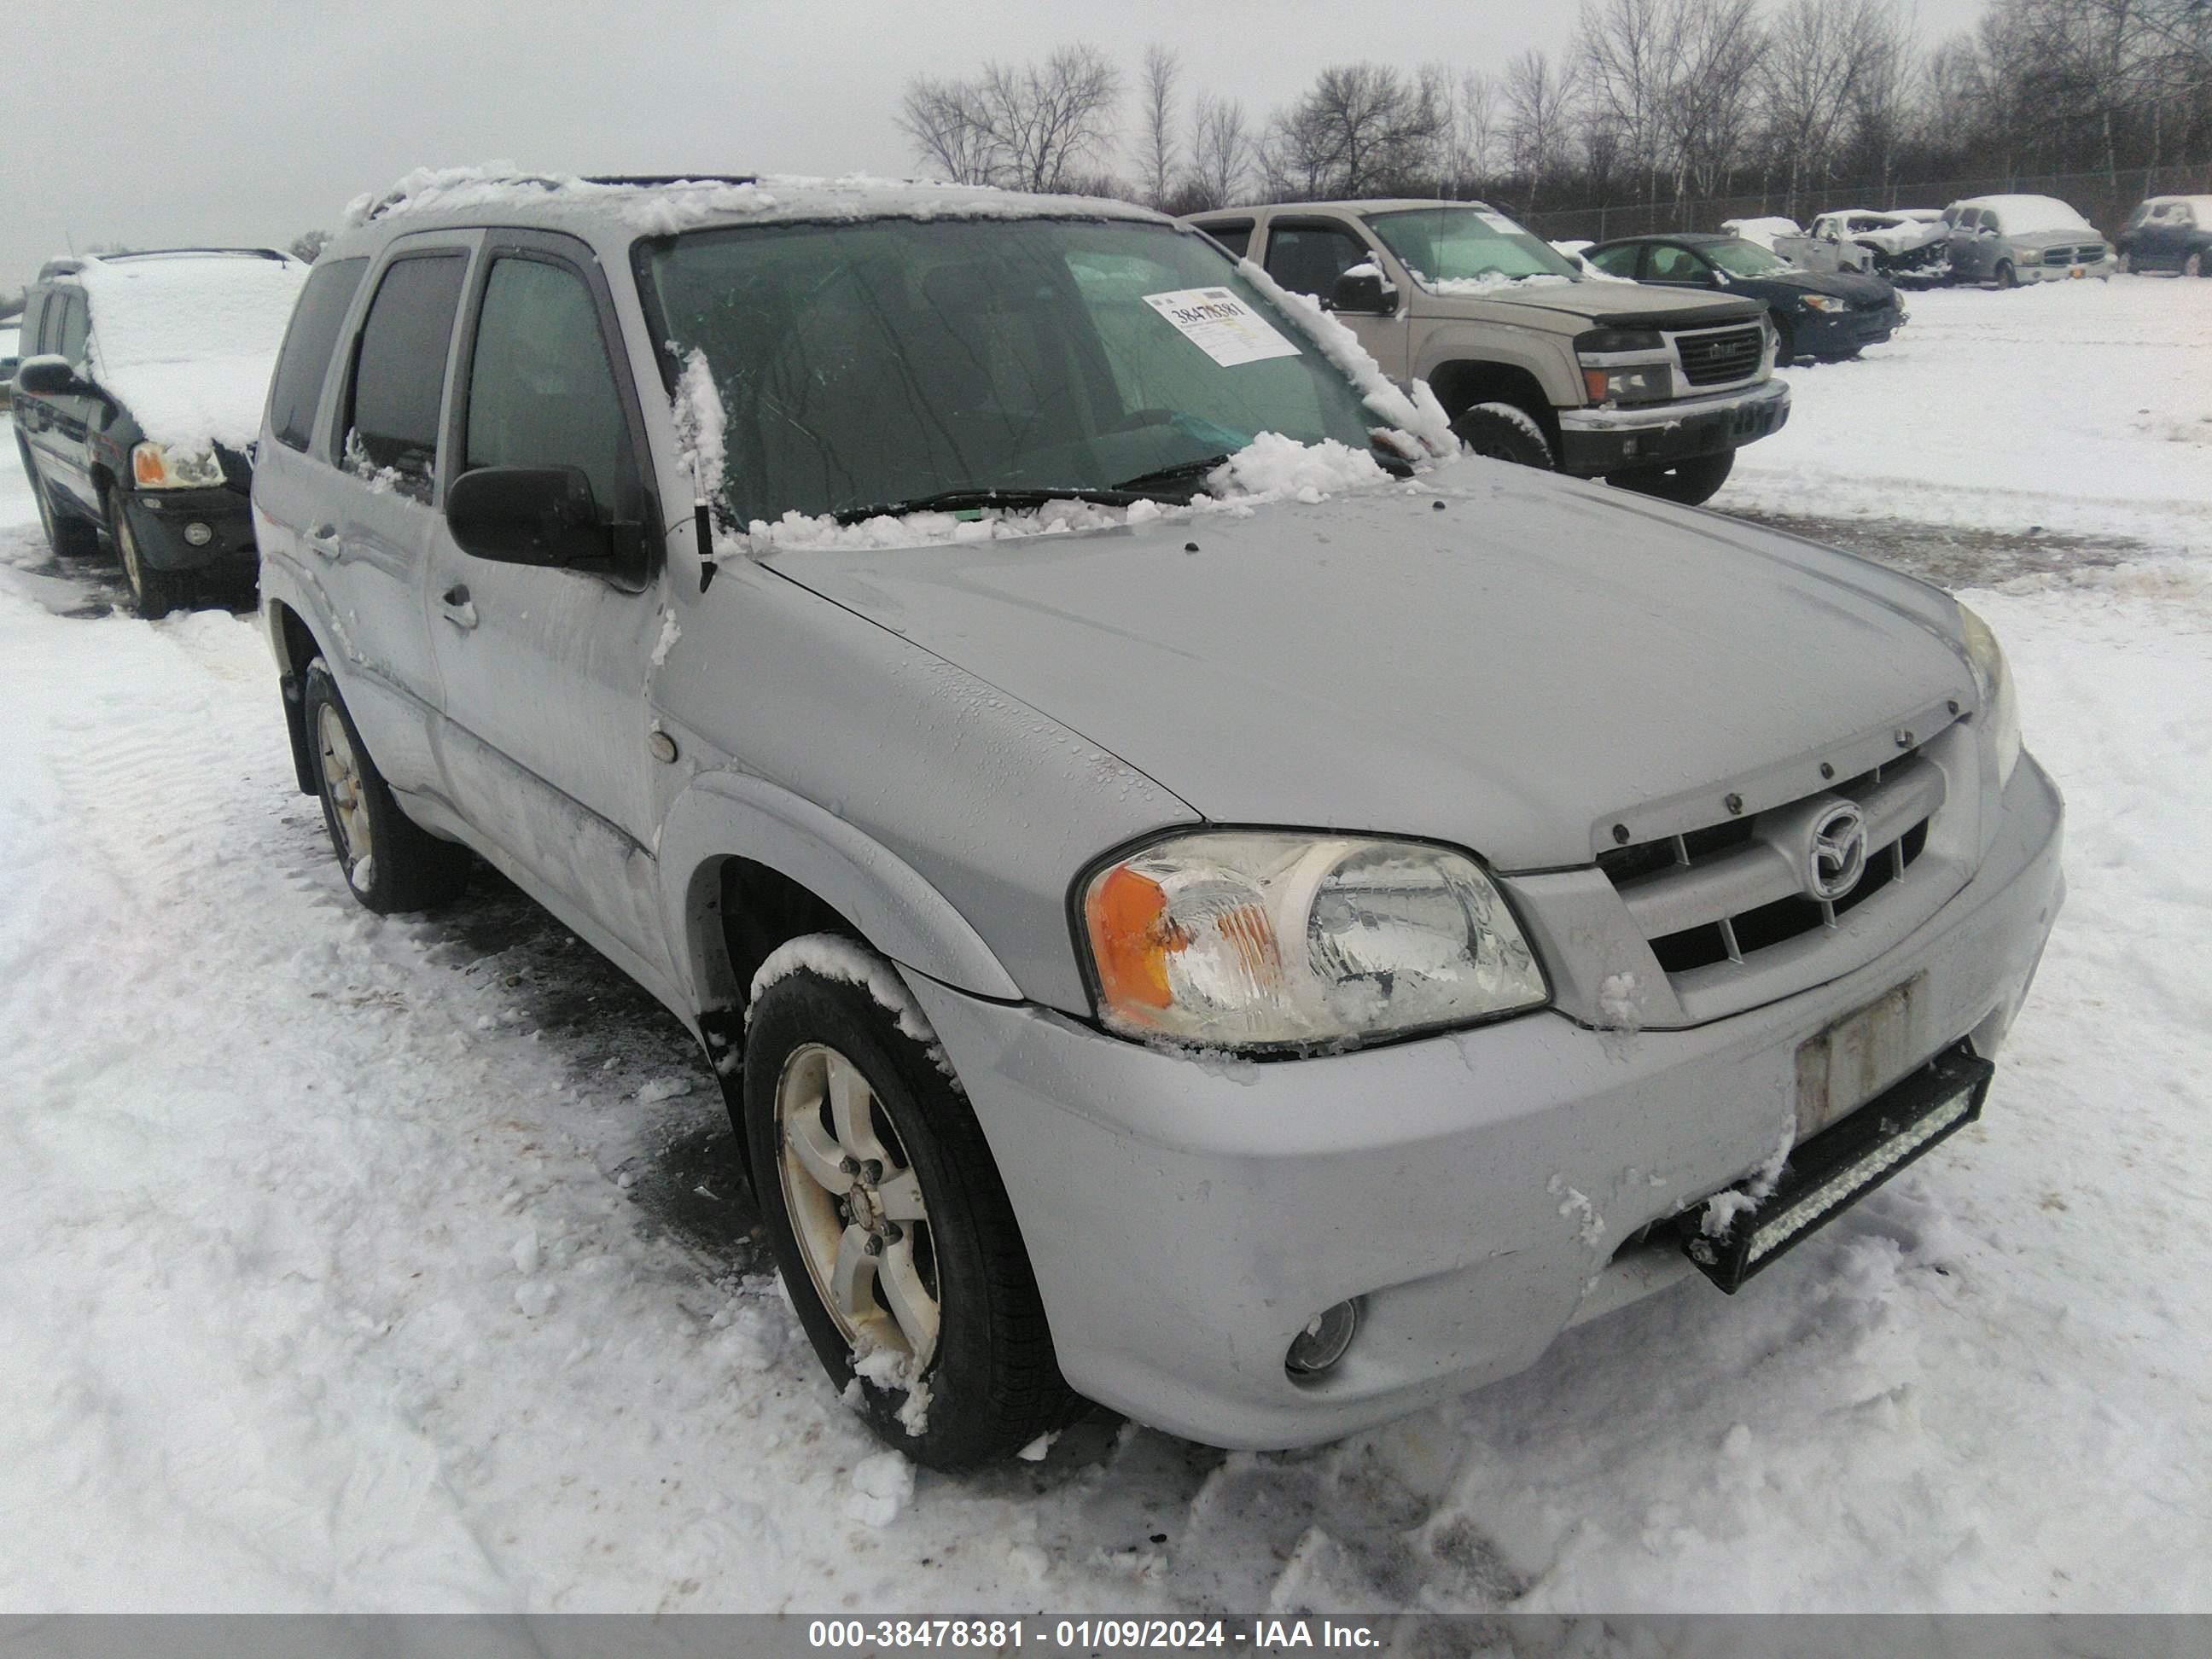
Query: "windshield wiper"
1113 454 1232 494
830 486 1139 525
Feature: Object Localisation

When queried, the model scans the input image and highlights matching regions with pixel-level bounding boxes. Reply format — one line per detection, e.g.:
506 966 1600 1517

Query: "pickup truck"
1184 198 1788 505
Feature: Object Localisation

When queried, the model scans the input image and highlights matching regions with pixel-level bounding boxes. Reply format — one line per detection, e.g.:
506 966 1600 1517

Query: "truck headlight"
1079 832 1548 1052
1579 363 1671 405
131 442 224 489
2015 248 2043 265
1958 602 2022 790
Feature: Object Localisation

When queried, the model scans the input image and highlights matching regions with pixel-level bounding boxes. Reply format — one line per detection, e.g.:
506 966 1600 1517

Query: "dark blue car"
1583 233 1904 364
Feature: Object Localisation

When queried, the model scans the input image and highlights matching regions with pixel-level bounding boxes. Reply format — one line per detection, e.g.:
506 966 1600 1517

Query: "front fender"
658 767 1023 1016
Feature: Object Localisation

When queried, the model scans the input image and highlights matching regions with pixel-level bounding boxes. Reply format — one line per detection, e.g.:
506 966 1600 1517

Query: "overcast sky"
7 0 1988 288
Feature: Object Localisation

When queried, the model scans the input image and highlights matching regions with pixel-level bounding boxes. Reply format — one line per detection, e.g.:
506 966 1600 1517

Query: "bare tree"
1502 49 1575 212
1185 92 1254 210
1138 44 1182 208
1260 62 1447 198
1440 68 1500 197
897 45 1124 193
1575 0 1673 206
1658 0 1766 203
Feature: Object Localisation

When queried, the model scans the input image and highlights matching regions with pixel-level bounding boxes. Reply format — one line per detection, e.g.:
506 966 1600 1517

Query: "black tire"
106 486 192 619
301 659 470 913
2186 251 2205 280
2115 252 2132 275
1772 316 1798 365
745 953 1076 1470
25 448 99 560
1451 400 1554 469
1994 260 2018 289
1608 448 1736 507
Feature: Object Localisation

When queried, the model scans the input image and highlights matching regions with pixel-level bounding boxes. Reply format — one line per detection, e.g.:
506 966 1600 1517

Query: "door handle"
307 523 342 561
439 585 479 630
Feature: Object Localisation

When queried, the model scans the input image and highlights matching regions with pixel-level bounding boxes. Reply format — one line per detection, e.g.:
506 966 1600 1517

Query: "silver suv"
1941 195 2116 286
1183 199 1789 507
256 172 2062 1468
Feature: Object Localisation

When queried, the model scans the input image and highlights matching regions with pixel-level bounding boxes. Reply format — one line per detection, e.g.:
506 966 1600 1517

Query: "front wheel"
1772 317 1798 365
745 946 1075 1469
302 660 470 913
2115 252 2132 275
1608 448 1736 507
1994 260 2018 288
2186 251 2205 280
1451 400 1554 469
107 486 191 618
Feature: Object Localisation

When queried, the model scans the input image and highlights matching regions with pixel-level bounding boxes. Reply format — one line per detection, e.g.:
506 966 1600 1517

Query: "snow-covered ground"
1726 276 2212 552
2 275 2209 1615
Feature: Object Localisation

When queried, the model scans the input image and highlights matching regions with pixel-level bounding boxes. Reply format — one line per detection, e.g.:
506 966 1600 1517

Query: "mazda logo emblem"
1806 801 1868 901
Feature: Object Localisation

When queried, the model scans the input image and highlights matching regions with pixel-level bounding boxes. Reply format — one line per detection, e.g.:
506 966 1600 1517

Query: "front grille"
1673 324 1764 387
2039 244 2101 266
1598 749 1942 981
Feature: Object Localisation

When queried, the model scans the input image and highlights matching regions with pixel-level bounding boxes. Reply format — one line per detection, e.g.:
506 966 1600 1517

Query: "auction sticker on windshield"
1143 288 1302 367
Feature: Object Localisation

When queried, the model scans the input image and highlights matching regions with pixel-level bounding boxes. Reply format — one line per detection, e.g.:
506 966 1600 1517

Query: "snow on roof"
75 252 307 454
342 165 1167 238
1720 216 1802 250
1953 195 2096 233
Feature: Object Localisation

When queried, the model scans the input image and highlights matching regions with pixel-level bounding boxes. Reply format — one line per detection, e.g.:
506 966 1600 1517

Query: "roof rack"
97 247 294 263
583 174 757 189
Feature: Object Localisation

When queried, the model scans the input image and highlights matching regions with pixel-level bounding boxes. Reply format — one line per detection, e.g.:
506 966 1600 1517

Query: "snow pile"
1721 216 1802 251
1729 281 2212 549
1425 272 1576 297
1203 432 1388 502
75 253 307 453
845 1452 915 1528
669 346 727 509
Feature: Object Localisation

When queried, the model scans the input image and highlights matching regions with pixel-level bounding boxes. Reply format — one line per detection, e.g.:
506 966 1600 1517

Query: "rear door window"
1197 220 1254 259
461 254 635 521
269 257 369 453
1585 243 1640 278
1263 224 1371 300
345 253 469 502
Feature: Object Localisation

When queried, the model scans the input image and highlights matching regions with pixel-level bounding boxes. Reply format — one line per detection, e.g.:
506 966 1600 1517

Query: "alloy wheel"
315 703 375 871
775 1043 940 1368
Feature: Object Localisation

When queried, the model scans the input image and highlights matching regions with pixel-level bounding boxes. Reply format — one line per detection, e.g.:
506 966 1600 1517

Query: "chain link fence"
1517 163 2212 243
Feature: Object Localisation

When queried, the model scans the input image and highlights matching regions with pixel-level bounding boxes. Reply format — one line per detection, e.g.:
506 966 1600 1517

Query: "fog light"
183 521 213 547
1284 1300 1359 1377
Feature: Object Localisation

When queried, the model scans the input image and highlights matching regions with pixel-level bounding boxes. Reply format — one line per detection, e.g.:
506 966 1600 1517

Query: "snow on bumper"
907 754 2062 1449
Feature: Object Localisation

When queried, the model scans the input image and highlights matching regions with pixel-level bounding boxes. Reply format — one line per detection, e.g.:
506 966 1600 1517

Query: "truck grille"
1598 750 1942 981
1673 324 1764 387
2038 243 2103 266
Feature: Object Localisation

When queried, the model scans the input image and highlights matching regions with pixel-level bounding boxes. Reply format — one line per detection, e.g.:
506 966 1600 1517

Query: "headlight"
1079 831 1548 1051
2015 248 2043 265
1958 602 2022 790
1579 363 1671 405
1800 294 1853 312
131 441 224 489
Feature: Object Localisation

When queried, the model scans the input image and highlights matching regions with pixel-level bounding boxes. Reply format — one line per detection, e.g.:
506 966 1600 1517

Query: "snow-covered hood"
763 458 1972 870
2005 225 2105 251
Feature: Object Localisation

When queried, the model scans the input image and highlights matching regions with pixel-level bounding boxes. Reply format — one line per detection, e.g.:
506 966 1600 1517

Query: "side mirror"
446 465 635 569
15 354 84 395
1329 267 1396 315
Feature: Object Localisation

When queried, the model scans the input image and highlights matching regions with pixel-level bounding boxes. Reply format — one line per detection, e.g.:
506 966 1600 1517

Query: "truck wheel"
1772 317 1799 365
1608 449 1735 507
2115 252 2131 275
302 659 470 913
26 451 98 561
745 947 1077 1470
106 486 192 619
1994 260 2018 288
1451 401 1553 469
2186 252 2205 279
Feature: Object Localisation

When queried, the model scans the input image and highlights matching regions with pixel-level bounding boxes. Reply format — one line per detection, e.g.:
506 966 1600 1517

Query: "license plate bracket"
1681 1043 1994 1293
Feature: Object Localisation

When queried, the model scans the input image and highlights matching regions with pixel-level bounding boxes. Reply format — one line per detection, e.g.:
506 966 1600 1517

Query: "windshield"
1705 240 1792 277
1364 206 1580 290
637 218 1381 527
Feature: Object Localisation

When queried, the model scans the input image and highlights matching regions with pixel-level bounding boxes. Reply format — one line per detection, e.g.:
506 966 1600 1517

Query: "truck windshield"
1364 206 1582 290
637 218 1382 527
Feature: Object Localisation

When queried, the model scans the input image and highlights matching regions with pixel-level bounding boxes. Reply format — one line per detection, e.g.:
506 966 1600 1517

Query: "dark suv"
12 248 306 614
2116 195 2212 277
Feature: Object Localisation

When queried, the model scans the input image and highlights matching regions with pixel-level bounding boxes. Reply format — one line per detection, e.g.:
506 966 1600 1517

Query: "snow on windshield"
77 254 308 453
1979 196 2096 236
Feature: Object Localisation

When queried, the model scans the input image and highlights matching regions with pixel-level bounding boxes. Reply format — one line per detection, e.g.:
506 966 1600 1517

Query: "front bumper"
2023 255 2116 282
911 754 2063 1449
119 486 259 573
1555 378 1790 477
1799 303 1903 356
